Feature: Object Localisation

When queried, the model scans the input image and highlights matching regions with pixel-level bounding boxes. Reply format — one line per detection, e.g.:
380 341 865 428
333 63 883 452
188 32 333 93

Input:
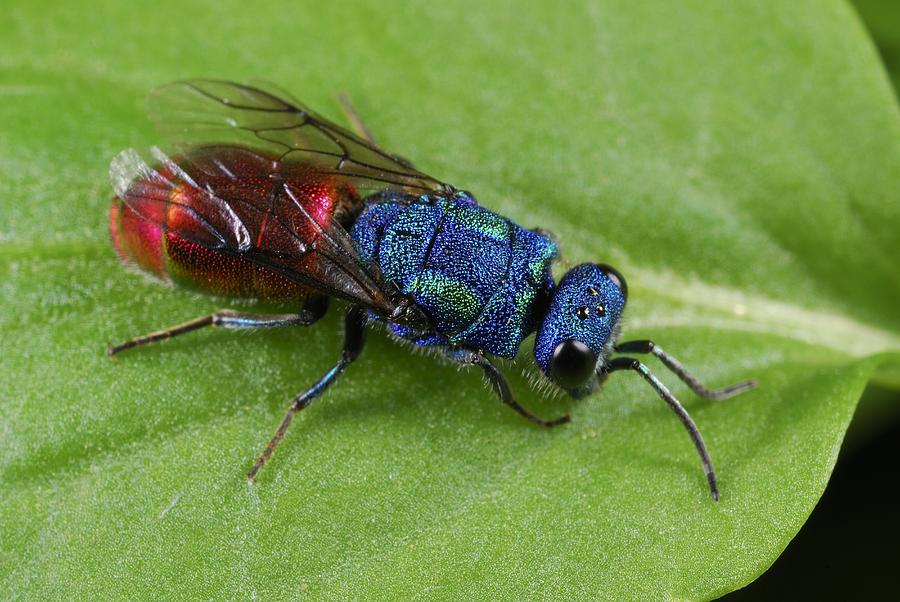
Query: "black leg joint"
613 340 654 354
302 296 330 324
607 357 640 372
341 305 368 363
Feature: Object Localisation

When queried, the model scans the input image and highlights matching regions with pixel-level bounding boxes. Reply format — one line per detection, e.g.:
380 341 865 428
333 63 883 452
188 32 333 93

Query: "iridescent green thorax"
352 192 557 358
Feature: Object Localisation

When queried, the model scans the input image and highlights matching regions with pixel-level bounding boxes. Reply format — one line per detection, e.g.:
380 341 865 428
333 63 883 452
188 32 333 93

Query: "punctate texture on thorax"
352 193 557 358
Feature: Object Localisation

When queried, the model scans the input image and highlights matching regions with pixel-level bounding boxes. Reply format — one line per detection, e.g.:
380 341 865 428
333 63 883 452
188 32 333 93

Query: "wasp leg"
247 305 367 481
446 349 570 428
337 93 417 168
107 297 329 356
606 356 719 501
613 339 756 401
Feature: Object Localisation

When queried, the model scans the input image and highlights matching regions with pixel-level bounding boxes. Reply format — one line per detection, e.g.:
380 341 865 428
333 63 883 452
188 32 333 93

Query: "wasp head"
534 263 627 396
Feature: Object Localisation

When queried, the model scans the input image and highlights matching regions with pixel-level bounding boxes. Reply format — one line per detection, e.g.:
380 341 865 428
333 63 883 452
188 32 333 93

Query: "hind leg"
108 297 329 356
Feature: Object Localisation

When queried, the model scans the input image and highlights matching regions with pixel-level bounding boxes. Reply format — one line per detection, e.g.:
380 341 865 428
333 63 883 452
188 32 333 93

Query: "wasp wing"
147 79 452 199
110 145 428 326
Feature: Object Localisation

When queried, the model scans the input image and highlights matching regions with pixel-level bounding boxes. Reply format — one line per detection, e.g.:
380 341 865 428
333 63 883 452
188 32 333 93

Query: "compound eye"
595 263 628 300
549 339 596 389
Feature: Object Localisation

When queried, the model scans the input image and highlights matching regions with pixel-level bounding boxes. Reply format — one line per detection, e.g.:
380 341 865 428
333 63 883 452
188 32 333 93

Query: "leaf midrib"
3 239 899 359
630 266 900 357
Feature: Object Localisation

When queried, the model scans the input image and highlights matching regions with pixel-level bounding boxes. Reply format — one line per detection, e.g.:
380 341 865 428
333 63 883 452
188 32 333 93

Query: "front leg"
444 348 570 427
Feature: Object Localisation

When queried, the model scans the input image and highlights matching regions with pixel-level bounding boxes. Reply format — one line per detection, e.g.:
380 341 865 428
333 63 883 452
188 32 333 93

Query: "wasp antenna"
337 92 377 144
614 340 756 401
606 357 720 501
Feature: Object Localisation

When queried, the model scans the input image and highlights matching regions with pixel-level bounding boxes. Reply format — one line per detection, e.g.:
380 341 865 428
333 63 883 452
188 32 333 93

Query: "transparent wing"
110 145 429 327
147 79 453 199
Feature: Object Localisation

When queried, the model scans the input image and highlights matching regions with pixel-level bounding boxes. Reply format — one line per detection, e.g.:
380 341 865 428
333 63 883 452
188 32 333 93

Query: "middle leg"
247 304 368 481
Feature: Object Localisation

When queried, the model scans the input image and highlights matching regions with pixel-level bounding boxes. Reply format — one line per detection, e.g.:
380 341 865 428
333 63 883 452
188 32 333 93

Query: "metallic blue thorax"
351 192 557 358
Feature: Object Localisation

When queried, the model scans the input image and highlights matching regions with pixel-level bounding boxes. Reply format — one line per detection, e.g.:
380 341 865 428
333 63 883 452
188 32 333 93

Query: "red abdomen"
110 147 359 301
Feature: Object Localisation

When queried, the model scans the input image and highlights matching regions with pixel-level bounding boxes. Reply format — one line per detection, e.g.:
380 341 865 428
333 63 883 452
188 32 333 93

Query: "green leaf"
852 0 900 93
2 1 899 599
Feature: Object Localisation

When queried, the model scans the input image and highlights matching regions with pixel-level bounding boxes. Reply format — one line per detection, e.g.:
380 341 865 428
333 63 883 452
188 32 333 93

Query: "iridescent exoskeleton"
109 80 755 499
